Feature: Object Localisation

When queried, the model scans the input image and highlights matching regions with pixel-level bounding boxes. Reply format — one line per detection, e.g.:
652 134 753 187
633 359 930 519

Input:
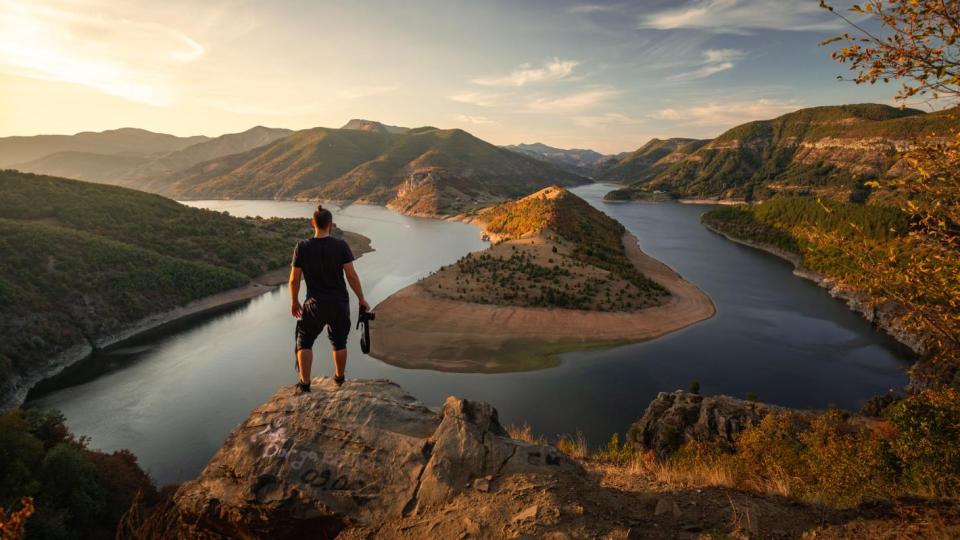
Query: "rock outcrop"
167 378 579 539
628 391 792 457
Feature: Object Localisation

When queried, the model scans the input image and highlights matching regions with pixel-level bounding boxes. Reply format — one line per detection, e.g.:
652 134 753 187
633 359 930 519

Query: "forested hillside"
149 126 587 216
0 170 354 409
607 104 957 201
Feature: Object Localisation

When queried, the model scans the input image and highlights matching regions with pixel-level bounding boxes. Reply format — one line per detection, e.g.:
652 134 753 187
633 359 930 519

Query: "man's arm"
289 266 303 318
343 262 369 311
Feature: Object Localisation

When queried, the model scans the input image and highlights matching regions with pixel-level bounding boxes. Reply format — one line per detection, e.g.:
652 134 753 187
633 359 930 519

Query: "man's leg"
332 348 346 379
297 348 313 384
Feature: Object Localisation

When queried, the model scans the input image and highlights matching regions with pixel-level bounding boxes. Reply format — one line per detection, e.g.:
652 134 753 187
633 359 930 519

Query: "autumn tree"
819 0 959 387
0 497 33 540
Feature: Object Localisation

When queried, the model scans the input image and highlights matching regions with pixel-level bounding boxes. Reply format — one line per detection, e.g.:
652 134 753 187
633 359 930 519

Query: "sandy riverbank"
370 231 715 373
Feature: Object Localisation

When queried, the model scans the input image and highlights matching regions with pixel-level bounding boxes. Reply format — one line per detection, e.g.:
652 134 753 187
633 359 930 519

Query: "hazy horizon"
0 0 919 153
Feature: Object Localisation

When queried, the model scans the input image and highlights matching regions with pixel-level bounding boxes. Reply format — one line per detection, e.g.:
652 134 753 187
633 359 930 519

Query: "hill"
12 126 291 186
0 170 368 409
0 128 208 168
151 127 589 216
425 186 668 311
369 187 715 373
340 118 410 134
606 104 958 201
598 138 708 191
503 142 615 177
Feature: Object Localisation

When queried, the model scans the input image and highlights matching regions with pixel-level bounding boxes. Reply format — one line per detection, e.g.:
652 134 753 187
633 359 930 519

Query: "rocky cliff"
122 381 954 539
628 391 794 457
155 379 581 538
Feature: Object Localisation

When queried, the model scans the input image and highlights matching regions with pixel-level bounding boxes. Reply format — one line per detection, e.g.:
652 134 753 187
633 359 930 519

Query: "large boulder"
628 391 789 457
169 378 580 539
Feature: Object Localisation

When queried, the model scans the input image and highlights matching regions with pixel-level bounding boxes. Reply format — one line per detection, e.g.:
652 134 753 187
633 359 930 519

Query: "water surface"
28 187 911 484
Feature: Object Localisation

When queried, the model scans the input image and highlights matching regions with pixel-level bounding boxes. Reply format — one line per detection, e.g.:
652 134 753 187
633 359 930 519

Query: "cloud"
0 0 206 106
568 3 624 14
449 91 507 107
473 58 579 87
651 98 802 128
572 112 643 129
669 48 745 80
455 114 494 125
525 87 622 112
638 0 841 33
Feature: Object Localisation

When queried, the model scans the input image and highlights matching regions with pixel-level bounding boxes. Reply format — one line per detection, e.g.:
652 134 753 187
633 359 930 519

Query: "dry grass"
556 431 589 460
507 422 545 446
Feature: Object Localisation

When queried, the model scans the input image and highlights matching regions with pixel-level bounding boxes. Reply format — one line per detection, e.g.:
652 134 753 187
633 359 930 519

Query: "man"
289 205 368 393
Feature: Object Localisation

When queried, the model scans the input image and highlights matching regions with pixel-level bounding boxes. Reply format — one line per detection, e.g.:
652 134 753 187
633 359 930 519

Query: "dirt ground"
338 462 960 539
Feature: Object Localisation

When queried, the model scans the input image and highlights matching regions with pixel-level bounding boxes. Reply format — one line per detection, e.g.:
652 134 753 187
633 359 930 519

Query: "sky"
0 0 910 153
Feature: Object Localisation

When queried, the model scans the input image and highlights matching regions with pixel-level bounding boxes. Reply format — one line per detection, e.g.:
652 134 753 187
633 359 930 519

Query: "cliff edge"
123 381 958 539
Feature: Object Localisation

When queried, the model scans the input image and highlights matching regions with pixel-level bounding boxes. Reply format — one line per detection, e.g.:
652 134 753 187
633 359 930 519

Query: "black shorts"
295 299 350 351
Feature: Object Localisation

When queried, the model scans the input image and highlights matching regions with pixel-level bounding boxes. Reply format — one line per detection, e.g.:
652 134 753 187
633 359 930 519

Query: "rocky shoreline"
702 222 925 356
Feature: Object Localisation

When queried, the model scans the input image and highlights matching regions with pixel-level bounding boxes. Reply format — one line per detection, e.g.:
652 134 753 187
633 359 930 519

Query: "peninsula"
370 187 715 372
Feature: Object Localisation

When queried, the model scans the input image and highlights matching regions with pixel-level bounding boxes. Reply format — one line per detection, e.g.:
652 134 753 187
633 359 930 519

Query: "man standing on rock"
289 204 369 392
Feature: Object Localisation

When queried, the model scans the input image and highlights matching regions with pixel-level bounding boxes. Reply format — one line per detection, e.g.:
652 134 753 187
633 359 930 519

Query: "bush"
0 409 158 540
885 387 960 497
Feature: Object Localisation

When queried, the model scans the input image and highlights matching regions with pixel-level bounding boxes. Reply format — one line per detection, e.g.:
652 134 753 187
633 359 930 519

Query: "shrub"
885 387 960 497
0 409 158 540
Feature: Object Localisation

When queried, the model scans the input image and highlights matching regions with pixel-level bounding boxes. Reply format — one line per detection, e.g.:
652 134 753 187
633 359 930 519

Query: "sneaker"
295 381 311 394
333 374 345 387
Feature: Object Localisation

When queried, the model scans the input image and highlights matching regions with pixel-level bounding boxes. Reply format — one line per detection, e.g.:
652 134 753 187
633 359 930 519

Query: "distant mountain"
152 126 588 216
503 142 613 177
597 138 708 184
0 128 209 168
7 151 151 184
341 119 410 134
13 126 292 186
605 104 959 201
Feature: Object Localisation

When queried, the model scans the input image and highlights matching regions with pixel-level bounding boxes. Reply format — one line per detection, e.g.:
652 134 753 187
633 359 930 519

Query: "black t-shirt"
291 237 355 303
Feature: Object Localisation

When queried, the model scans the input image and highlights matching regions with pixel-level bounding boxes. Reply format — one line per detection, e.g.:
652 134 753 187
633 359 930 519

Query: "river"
26 184 911 485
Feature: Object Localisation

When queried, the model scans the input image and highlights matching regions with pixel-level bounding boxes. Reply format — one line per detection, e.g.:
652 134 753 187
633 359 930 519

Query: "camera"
357 307 375 354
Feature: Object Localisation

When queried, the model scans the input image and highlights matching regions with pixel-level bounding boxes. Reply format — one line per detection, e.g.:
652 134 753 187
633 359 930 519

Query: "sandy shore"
370 232 715 373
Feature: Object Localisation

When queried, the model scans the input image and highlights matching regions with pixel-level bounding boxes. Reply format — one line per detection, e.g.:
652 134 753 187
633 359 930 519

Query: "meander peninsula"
370 187 715 372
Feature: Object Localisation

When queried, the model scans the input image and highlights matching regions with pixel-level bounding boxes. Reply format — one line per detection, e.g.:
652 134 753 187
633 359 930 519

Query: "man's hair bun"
313 204 333 229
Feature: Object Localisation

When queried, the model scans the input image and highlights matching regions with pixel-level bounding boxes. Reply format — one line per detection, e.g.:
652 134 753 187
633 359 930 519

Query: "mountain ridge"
603 103 958 201
503 142 615 177
0 128 210 167
11 126 293 186
153 126 588 216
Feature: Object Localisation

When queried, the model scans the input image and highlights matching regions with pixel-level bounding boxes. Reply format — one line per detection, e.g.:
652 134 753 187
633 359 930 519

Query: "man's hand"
291 300 302 319
359 298 370 312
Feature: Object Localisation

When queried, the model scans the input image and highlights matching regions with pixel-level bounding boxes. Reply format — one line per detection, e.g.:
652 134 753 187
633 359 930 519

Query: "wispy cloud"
449 91 507 107
525 87 622 112
568 3 624 14
669 48 745 80
572 112 643 129
455 114 494 125
639 0 841 33
0 0 205 105
651 98 802 128
473 58 579 87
